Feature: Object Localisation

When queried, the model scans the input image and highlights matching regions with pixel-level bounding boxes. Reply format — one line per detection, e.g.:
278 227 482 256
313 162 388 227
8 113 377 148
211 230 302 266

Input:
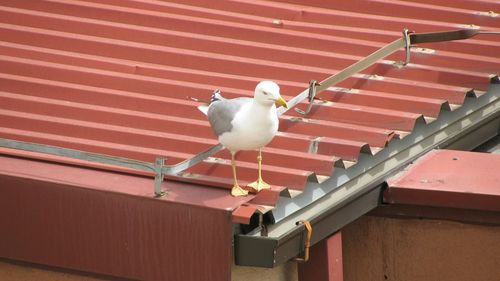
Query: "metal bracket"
154 157 167 197
295 80 321 115
402 28 412 66
294 220 312 263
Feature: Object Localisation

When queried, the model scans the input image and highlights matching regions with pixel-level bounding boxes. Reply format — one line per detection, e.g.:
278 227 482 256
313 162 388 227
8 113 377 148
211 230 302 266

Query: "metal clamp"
402 28 412 66
154 157 167 197
294 220 313 263
295 80 320 115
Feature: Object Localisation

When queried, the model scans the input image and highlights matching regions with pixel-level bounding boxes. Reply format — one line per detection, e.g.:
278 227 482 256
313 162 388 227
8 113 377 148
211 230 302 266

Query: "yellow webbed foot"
248 178 271 192
231 184 249 197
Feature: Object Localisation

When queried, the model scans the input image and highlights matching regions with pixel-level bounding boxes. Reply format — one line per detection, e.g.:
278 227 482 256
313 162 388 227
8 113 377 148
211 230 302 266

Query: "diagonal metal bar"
0 138 224 196
317 38 406 93
0 138 155 172
0 137 173 195
162 143 223 175
278 37 406 116
279 29 500 117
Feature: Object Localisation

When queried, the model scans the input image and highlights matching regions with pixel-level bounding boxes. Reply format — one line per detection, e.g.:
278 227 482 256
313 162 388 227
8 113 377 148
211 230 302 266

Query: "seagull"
199 81 288 196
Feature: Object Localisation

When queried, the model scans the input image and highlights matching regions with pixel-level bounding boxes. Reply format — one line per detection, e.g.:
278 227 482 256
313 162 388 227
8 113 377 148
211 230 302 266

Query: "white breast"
218 102 279 152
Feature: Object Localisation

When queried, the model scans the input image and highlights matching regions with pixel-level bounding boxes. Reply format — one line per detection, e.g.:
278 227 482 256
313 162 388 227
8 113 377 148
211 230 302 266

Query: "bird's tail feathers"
197 89 224 115
197 105 209 115
211 89 224 103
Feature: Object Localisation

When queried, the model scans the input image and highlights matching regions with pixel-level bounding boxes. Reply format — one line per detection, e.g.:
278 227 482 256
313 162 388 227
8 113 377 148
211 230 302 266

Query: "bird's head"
254 81 288 108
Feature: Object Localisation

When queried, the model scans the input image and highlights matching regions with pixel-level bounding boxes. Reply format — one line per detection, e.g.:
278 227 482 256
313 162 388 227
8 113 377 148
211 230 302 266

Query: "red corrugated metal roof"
385 149 500 211
0 0 499 217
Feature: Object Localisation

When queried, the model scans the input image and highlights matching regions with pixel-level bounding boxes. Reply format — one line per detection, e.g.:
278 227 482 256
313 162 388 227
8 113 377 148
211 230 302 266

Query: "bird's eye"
263 91 269 95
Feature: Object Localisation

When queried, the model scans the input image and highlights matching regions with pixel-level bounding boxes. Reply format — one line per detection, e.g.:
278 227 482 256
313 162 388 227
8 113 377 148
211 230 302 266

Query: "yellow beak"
275 96 288 108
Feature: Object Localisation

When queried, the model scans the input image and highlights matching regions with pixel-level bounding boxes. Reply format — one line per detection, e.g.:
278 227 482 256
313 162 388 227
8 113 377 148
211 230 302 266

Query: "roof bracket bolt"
459 24 481 30
412 47 436 54
308 137 321 154
393 60 407 68
334 87 359 94
272 19 283 25
364 74 385 80
475 11 498 17
402 28 412 66
154 156 167 197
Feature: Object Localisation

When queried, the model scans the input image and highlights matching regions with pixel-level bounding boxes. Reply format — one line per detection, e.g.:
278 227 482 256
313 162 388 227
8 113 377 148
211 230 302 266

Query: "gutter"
235 82 500 267
235 184 382 267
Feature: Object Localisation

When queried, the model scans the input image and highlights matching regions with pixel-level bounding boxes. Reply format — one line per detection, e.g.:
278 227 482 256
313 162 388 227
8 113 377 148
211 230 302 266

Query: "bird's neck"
249 101 276 116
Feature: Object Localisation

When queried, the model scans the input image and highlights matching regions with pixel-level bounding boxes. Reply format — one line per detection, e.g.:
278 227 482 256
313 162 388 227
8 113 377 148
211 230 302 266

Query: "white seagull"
199 81 288 196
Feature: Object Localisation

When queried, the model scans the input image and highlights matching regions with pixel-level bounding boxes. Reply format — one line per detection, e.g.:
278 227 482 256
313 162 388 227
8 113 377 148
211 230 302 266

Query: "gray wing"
207 97 252 136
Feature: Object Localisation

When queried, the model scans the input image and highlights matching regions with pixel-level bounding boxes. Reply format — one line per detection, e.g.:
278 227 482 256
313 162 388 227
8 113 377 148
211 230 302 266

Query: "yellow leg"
230 152 248 197
248 149 271 192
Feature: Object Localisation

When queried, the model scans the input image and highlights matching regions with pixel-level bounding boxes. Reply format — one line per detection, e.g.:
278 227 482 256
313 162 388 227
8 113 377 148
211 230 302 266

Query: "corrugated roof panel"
0 0 499 212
